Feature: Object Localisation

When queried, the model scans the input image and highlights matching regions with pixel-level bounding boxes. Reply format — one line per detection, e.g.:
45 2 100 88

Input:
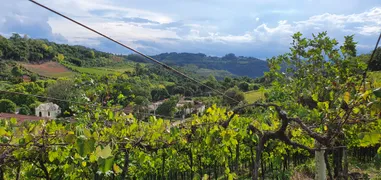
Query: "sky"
0 0 380 59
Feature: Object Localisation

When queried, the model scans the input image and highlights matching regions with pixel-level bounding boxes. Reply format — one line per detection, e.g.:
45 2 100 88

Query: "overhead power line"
28 0 240 104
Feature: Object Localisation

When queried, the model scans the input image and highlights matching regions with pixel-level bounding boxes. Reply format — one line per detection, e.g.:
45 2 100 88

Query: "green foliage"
238 82 249 92
369 47 381 71
0 33 116 67
11 66 23 77
46 80 79 114
151 52 268 78
341 35 357 58
30 74 38 82
223 86 245 107
156 96 179 117
19 105 32 115
0 31 380 180
53 53 65 62
0 99 16 113
151 88 170 101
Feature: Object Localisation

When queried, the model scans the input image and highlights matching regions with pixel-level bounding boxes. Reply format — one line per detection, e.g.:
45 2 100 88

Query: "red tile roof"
0 113 48 123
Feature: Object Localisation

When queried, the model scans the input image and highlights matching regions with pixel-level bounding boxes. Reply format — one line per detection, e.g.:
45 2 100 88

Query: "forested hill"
152 53 268 78
0 33 267 78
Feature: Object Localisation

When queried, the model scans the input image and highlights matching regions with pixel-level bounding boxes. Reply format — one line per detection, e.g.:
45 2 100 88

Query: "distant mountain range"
151 52 268 78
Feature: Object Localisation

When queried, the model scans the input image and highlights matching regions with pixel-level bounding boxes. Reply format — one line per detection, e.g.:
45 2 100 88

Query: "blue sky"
1 0 380 59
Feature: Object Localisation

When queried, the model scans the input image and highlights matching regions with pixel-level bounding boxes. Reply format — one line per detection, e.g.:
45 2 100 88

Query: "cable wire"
28 0 240 104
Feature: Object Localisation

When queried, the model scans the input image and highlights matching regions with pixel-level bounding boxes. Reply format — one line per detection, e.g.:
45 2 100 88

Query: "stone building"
35 102 61 119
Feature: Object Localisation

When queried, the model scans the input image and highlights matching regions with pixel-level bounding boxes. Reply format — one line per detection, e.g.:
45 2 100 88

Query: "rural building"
35 102 61 119
147 99 166 112
177 100 206 118
146 98 206 119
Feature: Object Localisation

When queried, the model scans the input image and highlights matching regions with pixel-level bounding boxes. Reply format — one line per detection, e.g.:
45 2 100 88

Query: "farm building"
35 102 61 119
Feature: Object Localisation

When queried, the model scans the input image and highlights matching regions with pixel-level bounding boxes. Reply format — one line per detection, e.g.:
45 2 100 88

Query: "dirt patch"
21 61 75 78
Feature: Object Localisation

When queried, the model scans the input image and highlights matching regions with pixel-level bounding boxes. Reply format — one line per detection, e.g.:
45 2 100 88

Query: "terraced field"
21 62 75 78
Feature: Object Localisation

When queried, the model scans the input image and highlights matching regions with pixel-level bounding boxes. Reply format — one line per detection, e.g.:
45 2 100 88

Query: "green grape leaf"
353 107 360 114
108 111 114 120
94 112 99 120
312 93 319 102
317 101 329 110
98 157 114 173
48 151 59 162
113 164 122 174
10 118 17 125
96 144 113 159
359 133 381 147
75 138 95 157
0 127 6 136
374 88 381 98
65 134 76 144
89 154 97 162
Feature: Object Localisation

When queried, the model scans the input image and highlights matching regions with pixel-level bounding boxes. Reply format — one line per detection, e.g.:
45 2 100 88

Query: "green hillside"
152 52 268 78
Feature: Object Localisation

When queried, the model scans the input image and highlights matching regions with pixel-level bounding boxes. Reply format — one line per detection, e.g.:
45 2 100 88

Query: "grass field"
99 64 135 73
63 63 134 76
21 62 75 78
244 90 264 103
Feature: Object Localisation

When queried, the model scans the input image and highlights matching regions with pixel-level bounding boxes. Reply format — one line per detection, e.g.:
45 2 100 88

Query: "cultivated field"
63 63 129 76
21 62 75 78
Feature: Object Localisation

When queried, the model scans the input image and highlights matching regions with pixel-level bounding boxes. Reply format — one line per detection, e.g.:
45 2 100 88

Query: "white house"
35 102 61 119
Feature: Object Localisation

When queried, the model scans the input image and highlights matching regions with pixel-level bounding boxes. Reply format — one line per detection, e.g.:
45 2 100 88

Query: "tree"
0 99 17 113
19 105 32 115
151 88 169 101
223 87 245 107
368 47 381 71
53 53 65 62
30 74 38 82
238 82 249 92
252 84 260 90
340 35 357 58
243 31 380 179
11 66 23 77
46 80 79 115
156 96 179 117
134 63 146 76
223 77 234 87
202 75 219 92
133 96 150 119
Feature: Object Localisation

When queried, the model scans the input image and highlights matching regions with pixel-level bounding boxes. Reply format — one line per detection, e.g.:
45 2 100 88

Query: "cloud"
1 0 380 59
0 0 67 43
122 17 160 24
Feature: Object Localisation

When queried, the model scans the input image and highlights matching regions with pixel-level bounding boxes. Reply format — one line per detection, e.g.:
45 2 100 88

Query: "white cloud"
1 0 380 57
247 7 381 45
39 0 173 24
356 25 381 35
